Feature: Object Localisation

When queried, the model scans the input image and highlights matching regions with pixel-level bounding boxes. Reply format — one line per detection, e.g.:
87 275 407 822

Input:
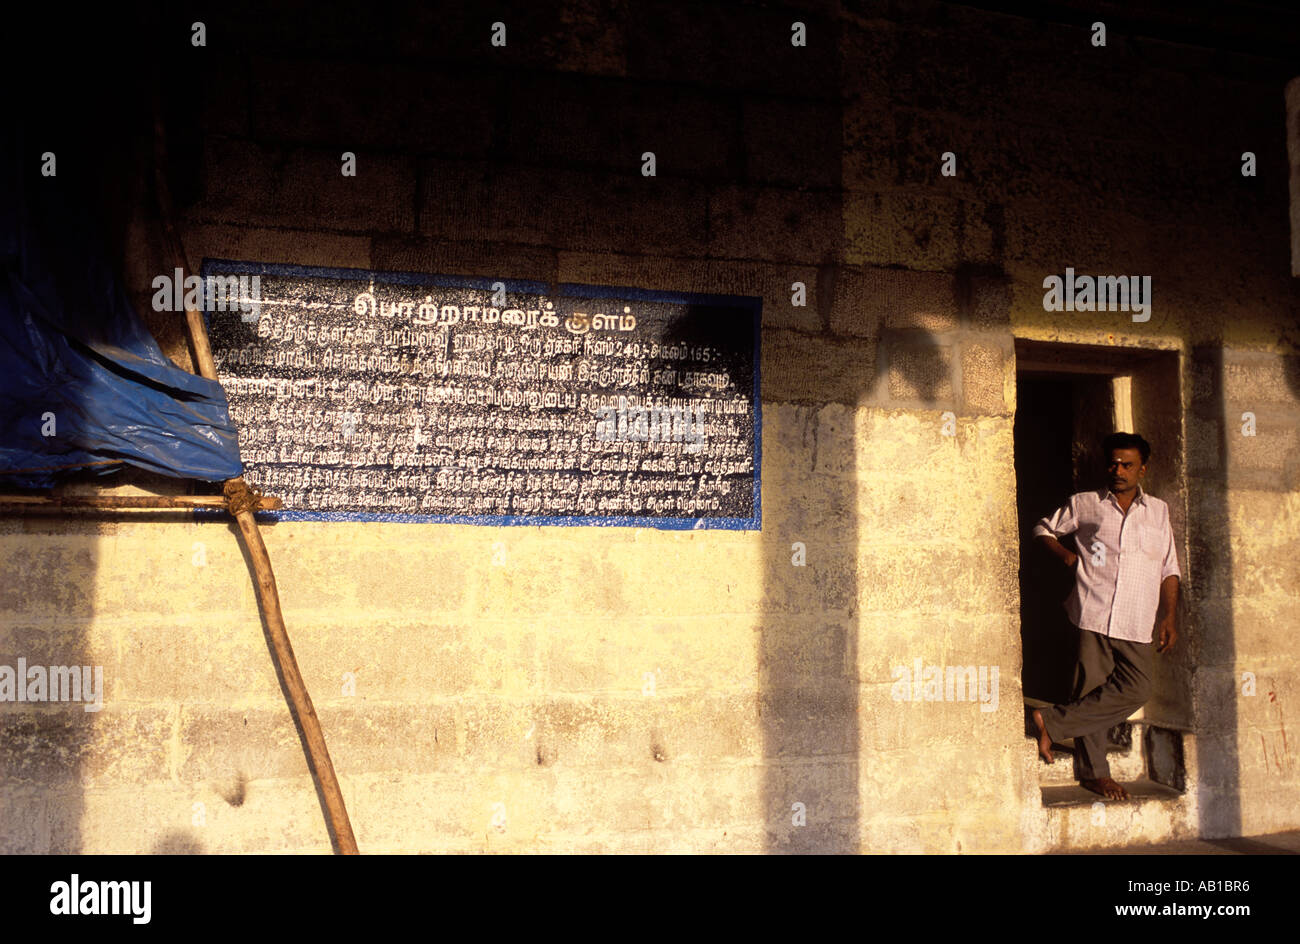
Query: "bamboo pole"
0 493 282 511
153 110 359 854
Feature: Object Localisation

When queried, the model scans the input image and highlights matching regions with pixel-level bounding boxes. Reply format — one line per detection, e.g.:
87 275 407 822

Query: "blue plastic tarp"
1 139 243 490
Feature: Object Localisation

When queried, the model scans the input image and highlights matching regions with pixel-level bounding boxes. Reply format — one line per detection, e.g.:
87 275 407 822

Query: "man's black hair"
1102 432 1151 465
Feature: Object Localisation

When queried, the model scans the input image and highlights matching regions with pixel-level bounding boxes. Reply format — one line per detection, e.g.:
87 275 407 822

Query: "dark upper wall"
11 1 1300 354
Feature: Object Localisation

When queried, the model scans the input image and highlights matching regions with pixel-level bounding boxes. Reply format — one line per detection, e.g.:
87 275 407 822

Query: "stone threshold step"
1032 737 1129 756
1038 750 1146 786
1041 778 1182 808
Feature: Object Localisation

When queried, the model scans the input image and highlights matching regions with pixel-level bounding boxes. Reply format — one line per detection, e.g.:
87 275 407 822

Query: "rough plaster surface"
3 3 1299 853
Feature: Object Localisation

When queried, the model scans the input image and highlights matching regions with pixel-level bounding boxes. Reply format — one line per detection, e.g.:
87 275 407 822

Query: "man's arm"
1155 575 1179 653
1155 508 1182 654
1031 496 1079 569
1035 534 1078 569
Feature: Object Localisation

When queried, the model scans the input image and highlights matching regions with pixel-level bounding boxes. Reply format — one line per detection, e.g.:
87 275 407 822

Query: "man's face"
1107 448 1146 495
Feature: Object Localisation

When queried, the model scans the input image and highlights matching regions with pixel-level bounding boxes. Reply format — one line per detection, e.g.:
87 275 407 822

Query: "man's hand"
1155 616 1177 654
1036 534 1078 570
1155 576 1180 654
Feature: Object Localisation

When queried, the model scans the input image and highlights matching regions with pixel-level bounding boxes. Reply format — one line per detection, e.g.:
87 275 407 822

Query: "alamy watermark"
891 659 999 713
0 658 104 711
50 874 150 924
593 400 707 450
1042 268 1151 322
152 268 262 322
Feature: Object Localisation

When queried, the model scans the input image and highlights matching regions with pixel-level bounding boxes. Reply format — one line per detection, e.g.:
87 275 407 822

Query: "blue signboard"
202 260 761 530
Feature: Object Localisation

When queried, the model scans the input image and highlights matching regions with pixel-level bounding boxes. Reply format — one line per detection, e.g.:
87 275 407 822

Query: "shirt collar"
1102 484 1146 507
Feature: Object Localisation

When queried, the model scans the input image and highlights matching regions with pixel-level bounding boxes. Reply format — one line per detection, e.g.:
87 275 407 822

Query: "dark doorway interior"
1014 372 1117 703
1017 376 1076 703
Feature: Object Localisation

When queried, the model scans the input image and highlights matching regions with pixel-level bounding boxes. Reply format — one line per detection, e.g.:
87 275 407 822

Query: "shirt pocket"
1139 520 1166 561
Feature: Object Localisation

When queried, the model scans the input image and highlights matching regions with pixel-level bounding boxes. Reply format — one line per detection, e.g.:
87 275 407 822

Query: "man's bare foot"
1031 708 1053 763
1080 777 1130 800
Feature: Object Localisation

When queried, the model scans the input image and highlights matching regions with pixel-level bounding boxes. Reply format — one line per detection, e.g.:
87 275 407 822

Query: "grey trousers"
1040 628 1154 780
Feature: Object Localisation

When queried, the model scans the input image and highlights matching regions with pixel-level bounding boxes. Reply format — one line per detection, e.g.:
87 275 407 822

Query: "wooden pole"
222 479 360 856
0 493 282 511
153 110 359 854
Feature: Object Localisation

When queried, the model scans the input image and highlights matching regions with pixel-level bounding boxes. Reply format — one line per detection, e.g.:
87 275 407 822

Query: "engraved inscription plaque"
203 260 761 529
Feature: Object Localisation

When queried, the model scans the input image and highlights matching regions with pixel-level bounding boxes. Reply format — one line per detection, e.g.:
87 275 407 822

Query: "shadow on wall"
0 514 100 853
1190 343 1243 841
761 321 949 853
1194 343 1300 839
0 106 113 852
0 499 207 855
2 24 209 851
662 301 949 852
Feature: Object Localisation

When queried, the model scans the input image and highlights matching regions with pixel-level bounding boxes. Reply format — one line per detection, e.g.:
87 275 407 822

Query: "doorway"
1013 339 1191 729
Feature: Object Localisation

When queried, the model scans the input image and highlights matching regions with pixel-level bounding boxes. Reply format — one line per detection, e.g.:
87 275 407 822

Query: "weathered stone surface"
710 186 842 264
886 337 954 403
5 0 1299 855
762 330 879 404
831 266 957 337
960 341 1008 414
194 139 416 233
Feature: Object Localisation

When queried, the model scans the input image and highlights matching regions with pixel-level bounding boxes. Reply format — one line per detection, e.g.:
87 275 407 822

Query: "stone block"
251 58 497 154
833 266 958 338
181 222 372 271
760 402 859 481
626 1 838 98
709 185 841 264
742 98 841 188
195 139 416 233
505 74 733 178
762 330 879 404
886 337 953 402
758 683 858 758
961 341 1008 414
1224 422 1298 473
845 190 967 270
964 270 1012 329
1223 355 1300 405
451 164 710 255
372 235 555 283
842 92 898 191
0 707 171 787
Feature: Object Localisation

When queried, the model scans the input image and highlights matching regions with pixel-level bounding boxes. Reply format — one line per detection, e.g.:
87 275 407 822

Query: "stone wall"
2 1 1297 852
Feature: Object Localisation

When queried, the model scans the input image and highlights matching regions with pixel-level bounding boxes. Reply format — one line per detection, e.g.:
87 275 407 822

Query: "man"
1028 432 1181 800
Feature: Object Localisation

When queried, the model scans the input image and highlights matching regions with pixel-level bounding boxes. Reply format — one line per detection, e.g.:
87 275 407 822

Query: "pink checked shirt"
1032 486 1181 643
